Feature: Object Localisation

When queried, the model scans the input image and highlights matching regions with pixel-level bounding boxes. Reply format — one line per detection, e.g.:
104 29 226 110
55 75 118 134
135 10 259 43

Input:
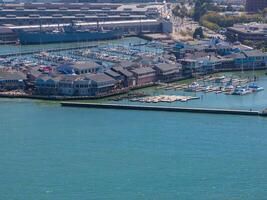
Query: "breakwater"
61 102 267 117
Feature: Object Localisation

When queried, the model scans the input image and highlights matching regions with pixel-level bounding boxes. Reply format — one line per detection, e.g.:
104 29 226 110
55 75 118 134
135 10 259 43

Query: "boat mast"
97 19 99 31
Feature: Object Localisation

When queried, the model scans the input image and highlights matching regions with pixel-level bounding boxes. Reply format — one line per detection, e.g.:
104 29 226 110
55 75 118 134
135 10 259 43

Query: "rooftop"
131 67 155 75
86 73 115 84
243 50 267 57
154 63 181 72
224 53 246 60
228 23 267 35
104 70 121 78
112 66 133 77
0 71 26 81
61 61 100 70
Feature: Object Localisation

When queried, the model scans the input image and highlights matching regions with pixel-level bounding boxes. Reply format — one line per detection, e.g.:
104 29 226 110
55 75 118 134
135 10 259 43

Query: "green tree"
193 0 212 22
193 27 204 39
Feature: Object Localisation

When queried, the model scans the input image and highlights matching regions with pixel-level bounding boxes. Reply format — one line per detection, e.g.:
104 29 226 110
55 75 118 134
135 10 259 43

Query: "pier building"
153 63 181 82
87 73 116 95
111 67 136 87
58 61 101 75
227 23 267 42
131 67 156 85
0 71 26 91
35 73 117 96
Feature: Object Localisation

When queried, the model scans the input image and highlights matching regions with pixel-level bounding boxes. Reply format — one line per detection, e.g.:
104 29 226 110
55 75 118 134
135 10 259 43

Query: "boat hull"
17 30 122 45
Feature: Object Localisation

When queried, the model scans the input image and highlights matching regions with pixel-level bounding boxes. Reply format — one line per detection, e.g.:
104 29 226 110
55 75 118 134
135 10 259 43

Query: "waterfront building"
221 50 267 70
217 57 236 70
116 61 138 70
35 73 116 96
111 66 136 87
0 71 26 91
214 44 234 56
135 55 157 67
245 0 267 12
58 75 93 96
153 63 181 82
0 2 169 44
58 75 77 96
86 73 116 95
26 68 43 82
174 37 267 75
104 70 123 81
104 70 124 88
0 3 163 26
58 61 101 75
0 26 17 44
242 50 267 69
130 67 156 85
227 23 267 42
35 75 59 95
179 54 222 75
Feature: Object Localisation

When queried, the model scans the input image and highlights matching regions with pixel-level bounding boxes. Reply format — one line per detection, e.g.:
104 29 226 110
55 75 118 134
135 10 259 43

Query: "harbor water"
1 98 267 200
1 38 267 199
102 71 267 111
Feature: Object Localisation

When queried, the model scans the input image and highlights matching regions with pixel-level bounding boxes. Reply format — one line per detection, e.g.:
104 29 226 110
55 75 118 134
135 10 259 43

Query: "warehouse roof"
154 63 181 72
131 67 155 75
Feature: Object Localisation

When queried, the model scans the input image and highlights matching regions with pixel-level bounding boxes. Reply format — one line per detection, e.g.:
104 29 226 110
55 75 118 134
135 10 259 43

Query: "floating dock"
61 102 267 117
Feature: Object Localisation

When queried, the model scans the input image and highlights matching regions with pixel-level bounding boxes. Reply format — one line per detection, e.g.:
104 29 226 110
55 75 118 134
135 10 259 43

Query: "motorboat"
232 86 252 95
185 82 200 92
248 83 264 92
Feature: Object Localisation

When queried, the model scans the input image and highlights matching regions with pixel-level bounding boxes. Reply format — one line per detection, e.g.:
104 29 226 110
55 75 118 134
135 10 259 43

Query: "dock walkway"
61 102 267 117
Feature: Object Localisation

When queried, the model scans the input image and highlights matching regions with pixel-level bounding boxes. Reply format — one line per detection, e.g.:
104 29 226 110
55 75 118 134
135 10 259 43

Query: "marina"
0 31 266 112
101 70 267 111
157 75 262 96
1 1 267 200
0 44 98 58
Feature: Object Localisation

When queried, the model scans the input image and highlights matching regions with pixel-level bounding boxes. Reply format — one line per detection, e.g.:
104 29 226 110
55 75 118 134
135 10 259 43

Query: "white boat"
185 82 200 92
248 83 264 92
232 86 252 95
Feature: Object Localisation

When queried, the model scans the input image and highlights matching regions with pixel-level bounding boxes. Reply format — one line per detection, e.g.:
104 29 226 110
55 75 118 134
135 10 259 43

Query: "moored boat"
232 86 252 95
185 82 200 92
248 83 264 92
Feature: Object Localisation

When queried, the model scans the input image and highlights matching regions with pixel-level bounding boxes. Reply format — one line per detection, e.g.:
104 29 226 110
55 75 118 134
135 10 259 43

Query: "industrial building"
0 2 172 44
226 23 267 42
245 0 267 12
0 3 163 26
0 18 171 44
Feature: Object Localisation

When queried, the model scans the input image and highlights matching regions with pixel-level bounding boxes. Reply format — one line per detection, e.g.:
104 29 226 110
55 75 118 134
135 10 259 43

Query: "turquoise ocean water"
1 98 267 200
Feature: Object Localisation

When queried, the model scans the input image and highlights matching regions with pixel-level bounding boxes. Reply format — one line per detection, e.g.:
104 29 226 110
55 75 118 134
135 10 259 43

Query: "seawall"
61 102 267 117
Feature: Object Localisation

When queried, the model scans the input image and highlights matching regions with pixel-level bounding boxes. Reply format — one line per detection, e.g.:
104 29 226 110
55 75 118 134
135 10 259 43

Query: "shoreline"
0 83 157 101
0 69 266 101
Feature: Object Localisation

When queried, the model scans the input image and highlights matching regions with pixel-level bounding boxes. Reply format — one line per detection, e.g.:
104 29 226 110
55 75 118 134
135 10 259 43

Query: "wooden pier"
61 102 267 117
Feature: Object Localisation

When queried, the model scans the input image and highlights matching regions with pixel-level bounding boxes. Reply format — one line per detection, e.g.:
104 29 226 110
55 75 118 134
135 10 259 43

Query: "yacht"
248 83 264 92
232 86 252 95
185 82 200 92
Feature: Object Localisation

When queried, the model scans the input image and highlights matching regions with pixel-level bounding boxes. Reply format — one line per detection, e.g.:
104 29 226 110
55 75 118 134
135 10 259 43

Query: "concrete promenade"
61 102 267 117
